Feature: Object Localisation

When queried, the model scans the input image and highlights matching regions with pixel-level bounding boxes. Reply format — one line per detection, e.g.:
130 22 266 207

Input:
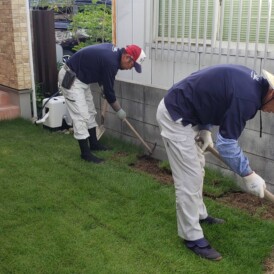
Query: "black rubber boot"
78 139 104 163
88 127 108 151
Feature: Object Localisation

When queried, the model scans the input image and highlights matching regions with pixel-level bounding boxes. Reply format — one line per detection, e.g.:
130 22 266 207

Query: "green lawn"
0 118 273 274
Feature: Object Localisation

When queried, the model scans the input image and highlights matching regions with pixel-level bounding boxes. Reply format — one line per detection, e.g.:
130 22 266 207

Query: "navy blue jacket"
66 43 122 104
164 64 269 140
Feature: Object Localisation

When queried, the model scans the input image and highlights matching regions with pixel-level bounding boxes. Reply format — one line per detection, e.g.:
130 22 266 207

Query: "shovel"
96 99 108 140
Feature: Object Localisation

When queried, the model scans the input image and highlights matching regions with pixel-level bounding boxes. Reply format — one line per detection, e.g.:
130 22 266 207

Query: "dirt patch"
132 156 173 185
129 154 274 273
131 155 274 220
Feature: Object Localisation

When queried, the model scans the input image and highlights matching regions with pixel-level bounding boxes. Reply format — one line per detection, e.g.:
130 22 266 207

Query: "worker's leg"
58 69 103 163
156 99 204 240
85 86 108 151
156 99 222 260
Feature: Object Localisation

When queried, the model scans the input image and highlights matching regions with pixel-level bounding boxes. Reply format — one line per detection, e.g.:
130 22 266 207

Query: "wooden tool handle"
264 189 274 203
123 118 153 154
101 99 108 125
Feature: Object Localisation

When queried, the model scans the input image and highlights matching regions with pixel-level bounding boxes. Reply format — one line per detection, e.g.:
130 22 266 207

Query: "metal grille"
149 0 274 67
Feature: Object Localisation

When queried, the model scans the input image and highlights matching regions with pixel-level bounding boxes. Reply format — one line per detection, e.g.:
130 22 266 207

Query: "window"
155 0 274 51
157 0 215 42
222 0 274 44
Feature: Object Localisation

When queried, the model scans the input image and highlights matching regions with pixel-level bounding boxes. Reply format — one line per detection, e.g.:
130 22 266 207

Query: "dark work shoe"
81 153 104 164
90 142 109 151
200 216 225 224
188 244 222 261
185 238 222 261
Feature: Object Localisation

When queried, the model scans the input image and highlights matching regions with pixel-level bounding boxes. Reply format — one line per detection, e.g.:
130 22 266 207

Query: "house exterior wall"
115 0 274 85
97 0 274 193
0 0 32 118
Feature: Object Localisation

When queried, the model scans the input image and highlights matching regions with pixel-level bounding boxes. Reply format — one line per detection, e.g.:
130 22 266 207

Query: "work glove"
116 108 126 120
243 172 266 198
197 130 213 151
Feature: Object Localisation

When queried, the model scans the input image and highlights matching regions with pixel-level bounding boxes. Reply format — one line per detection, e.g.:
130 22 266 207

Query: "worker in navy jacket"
58 43 146 163
156 64 274 260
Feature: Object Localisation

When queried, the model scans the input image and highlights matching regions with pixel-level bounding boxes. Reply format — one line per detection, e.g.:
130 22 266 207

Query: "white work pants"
156 99 208 241
58 67 98 140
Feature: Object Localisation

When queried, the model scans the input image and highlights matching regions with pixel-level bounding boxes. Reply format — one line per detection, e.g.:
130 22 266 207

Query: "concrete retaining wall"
92 80 274 194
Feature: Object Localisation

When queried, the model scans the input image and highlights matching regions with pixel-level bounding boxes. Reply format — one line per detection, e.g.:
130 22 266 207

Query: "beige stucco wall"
0 0 31 90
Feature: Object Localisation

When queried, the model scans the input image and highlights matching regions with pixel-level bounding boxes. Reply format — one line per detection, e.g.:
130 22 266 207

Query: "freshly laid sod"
0 118 273 274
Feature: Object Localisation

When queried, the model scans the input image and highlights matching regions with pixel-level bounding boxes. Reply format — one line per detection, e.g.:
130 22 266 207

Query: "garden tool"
123 118 157 156
195 136 274 203
96 99 108 140
96 85 108 140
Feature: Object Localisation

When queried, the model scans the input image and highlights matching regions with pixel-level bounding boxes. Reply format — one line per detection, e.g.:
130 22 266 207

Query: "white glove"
198 130 213 151
243 172 266 198
116 108 126 120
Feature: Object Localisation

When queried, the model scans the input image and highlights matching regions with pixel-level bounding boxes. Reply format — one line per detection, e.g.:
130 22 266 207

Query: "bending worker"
58 43 146 163
156 64 274 260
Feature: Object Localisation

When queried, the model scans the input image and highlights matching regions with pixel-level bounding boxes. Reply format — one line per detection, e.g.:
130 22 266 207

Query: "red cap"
125 45 146 73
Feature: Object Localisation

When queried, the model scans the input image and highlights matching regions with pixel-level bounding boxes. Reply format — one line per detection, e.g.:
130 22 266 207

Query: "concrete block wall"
92 80 274 194
0 0 32 119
